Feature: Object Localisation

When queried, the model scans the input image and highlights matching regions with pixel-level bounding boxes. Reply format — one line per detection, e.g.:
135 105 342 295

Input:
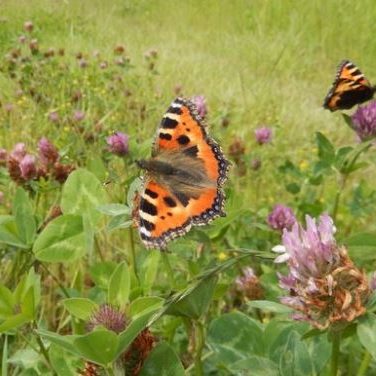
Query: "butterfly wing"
323 60 375 111
137 97 229 249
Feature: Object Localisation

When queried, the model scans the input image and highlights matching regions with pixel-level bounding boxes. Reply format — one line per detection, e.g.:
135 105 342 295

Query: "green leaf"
0 215 28 249
338 139 373 174
49 344 77 376
21 287 35 319
248 300 293 314
74 329 119 366
87 155 108 182
207 312 264 366
8 348 39 369
285 182 300 194
97 203 130 216
116 309 157 358
0 313 30 333
139 342 185 376
278 331 314 376
342 113 354 130
61 168 108 227
127 178 142 208
141 251 161 294
334 146 353 170
166 274 218 319
33 214 86 262
37 330 79 356
13 269 40 310
13 188 36 246
89 262 117 289
107 215 133 231
129 297 164 319
0 285 14 318
357 314 376 360
316 132 335 164
62 298 98 320
347 232 376 260
229 356 279 376
108 262 130 309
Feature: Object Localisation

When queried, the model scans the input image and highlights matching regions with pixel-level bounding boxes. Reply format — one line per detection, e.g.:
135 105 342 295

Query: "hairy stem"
332 173 347 222
356 350 371 376
128 227 138 281
330 331 341 376
194 320 205 376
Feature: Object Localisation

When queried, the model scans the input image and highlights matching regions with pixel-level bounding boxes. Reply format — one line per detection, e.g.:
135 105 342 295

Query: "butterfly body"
134 98 229 249
323 60 375 111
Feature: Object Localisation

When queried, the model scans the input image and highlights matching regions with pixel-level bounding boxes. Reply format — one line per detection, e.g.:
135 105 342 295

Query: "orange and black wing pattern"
323 60 375 111
136 98 229 249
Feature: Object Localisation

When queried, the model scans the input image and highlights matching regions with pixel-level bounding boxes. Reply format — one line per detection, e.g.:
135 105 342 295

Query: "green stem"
34 325 52 369
194 320 205 376
105 365 115 376
332 173 348 222
128 227 138 280
161 252 176 289
330 332 341 376
356 350 371 376
39 262 71 298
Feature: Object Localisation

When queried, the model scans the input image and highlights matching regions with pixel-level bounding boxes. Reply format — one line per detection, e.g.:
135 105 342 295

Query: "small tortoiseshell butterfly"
134 97 229 249
323 60 376 111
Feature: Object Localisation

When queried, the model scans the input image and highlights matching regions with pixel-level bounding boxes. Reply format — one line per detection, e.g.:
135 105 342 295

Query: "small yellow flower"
63 126 69 132
299 160 309 171
218 252 228 261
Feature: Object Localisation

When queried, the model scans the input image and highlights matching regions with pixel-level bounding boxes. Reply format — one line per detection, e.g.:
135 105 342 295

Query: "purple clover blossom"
251 158 261 171
267 204 296 231
38 137 59 165
48 111 59 123
107 132 129 156
351 100 376 141
72 110 85 122
191 95 207 119
88 304 126 334
10 143 27 162
255 127 272 144
235 267 257 290
19 154 37 180
3 103 15 113
0 149 7 166
273 214 336 271
273 213 370 329
234 267 263 301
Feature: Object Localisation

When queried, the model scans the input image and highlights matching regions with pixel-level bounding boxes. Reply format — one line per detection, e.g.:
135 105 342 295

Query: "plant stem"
34 326 52 369
356 350 371 376
128 227 138 281
330 331 341 376
332 173 348 222
161 252 176 289
39 262 71 298
194 320 205 376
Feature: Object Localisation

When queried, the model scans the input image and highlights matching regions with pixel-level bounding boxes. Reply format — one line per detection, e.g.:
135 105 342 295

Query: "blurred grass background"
0 0 376 229
2 0 376 137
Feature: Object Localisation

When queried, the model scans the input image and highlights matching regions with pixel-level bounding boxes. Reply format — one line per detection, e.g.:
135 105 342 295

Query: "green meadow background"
1 0 376 211
1 0 376 374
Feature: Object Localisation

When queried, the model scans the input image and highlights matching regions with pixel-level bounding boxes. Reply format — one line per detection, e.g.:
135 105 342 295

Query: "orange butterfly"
323 60 375 111
134 97 229 249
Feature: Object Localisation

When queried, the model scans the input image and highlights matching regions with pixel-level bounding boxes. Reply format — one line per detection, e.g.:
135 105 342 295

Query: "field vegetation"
1 1 376 375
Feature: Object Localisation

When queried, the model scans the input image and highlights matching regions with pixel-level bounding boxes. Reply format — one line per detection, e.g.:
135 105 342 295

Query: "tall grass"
0 0 376 224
